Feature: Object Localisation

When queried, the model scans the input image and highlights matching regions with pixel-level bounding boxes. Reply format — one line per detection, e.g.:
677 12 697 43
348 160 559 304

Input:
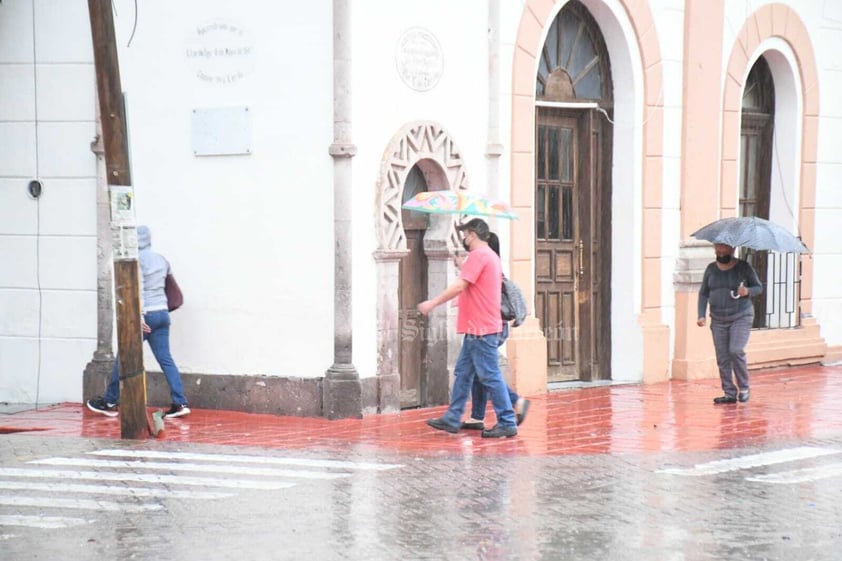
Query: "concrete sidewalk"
4 364 841 456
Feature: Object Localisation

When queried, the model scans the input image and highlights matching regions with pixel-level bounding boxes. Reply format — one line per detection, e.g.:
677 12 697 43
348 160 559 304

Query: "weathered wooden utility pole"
88 0 149 438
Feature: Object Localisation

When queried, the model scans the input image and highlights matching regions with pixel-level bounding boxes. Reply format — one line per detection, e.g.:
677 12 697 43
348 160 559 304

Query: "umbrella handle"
730 281 745 300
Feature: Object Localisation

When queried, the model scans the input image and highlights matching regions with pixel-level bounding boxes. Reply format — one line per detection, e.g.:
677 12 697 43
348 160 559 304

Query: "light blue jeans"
104 310 187 405
441 333 517 428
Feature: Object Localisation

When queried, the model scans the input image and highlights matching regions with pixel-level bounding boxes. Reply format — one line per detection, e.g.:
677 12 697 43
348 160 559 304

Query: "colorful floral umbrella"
401 190 518 219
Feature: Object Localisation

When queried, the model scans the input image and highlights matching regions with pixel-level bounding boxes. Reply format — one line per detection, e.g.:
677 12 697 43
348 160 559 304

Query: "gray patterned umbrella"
691 216 808 253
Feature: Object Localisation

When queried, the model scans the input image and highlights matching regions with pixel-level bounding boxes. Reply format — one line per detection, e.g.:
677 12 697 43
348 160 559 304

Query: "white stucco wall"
350 1 491 378
1 0 840 406
0 0 97 403
111 0 335 378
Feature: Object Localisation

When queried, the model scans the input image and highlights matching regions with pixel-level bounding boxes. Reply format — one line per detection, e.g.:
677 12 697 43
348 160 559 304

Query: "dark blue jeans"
468 323 519 420
441 332 517 428
104 310 187 405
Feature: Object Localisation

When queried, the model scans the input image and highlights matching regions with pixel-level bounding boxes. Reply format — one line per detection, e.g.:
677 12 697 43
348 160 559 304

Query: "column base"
505 317 547 396
641 317 671 383
323 364 362 420
375 372 400 414
671 357 717 380
82 356 114 400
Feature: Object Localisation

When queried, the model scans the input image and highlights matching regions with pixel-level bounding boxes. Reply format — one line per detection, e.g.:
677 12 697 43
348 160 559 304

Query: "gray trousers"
710 309 754 397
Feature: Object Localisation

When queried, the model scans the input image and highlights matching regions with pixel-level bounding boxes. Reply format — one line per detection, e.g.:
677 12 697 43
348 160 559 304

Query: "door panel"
536 108 610 382
536 115 580 381
399 228 427 408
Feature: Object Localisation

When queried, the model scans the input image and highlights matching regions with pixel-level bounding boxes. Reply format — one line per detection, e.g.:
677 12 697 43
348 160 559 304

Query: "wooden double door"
535 108 611 382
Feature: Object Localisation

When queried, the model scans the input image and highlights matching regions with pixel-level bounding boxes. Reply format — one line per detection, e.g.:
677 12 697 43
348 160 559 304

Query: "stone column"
323 0 361 419
486 0 504 197
423 240 458 405
82 114 115 398
672 0 725 380
671 239 715 379
373 249 407 413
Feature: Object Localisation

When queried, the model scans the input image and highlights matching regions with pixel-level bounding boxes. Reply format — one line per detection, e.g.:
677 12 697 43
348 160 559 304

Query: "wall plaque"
192 106 252 156
396 27 444 92
186 21 254 85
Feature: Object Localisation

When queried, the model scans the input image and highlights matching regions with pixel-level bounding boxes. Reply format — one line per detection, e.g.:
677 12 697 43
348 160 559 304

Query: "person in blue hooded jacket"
86 225 190 418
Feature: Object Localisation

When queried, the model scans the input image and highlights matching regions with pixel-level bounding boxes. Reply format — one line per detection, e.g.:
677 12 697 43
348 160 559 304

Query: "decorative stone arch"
720 4 826 365
373 121 469 412
510 0 669 388
720 4 819 315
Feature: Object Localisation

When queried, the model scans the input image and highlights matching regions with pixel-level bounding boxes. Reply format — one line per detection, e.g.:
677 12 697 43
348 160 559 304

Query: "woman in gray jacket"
697 243 762 404
86 225 190 418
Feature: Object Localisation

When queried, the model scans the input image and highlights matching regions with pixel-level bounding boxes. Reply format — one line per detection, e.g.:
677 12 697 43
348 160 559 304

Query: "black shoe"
481 424 517 438
427 418 459 434
516 399 531 426
460 420 485 430
738 390 750 403
713 395 737 404
86 397 118 417
163 404 191 418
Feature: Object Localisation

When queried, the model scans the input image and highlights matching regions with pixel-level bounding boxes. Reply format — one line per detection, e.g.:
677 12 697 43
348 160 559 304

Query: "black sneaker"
163 404 191 418
738 390 750 403
426 418 459 434
713 395 737 404
86 397 118 417
481 424 518 438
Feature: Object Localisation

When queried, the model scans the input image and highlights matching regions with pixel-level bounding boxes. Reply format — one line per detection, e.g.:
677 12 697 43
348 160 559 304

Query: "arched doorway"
534 0 613 382
374 122 469 412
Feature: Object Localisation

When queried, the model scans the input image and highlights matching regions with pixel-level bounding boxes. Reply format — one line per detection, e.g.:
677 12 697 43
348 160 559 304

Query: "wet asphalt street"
4 366 842 560
3 431 842 561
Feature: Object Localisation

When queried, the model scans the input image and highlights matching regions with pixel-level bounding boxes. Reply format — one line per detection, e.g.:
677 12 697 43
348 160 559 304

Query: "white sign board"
192 106 252 156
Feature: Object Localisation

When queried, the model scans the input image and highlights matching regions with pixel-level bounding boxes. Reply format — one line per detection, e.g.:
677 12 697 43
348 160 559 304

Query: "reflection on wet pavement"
3 365 841 456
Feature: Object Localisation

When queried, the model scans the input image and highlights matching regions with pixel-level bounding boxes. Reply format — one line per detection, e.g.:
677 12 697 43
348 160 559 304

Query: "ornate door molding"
374 121 469 412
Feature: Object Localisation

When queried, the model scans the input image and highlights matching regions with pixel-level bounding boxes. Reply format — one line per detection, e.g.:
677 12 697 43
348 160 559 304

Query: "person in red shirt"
418 218 518 438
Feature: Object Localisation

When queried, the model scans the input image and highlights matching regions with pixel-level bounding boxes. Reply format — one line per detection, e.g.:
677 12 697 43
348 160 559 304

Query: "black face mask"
461 233 472 252
716 254 733 264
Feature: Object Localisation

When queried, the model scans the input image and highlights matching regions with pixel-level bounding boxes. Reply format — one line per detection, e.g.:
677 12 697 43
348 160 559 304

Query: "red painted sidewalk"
3 365 841 456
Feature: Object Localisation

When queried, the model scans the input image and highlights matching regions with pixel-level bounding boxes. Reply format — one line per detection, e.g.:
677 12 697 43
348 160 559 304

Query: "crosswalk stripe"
746 462 842 484
0 468 296 490
90 449 403 471
0 495 162 512
656 447 841 476
0 480 234 500
0 515 90 529
32 457 351 480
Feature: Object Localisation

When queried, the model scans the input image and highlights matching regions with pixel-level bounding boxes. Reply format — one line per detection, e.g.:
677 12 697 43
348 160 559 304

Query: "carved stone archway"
373 122 469 412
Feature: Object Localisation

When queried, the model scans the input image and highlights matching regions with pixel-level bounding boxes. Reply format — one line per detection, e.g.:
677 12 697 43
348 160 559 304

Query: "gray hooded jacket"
137 225 170 313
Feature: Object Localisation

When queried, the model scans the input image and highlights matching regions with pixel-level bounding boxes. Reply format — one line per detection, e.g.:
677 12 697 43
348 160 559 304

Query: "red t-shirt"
457 245 503 335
